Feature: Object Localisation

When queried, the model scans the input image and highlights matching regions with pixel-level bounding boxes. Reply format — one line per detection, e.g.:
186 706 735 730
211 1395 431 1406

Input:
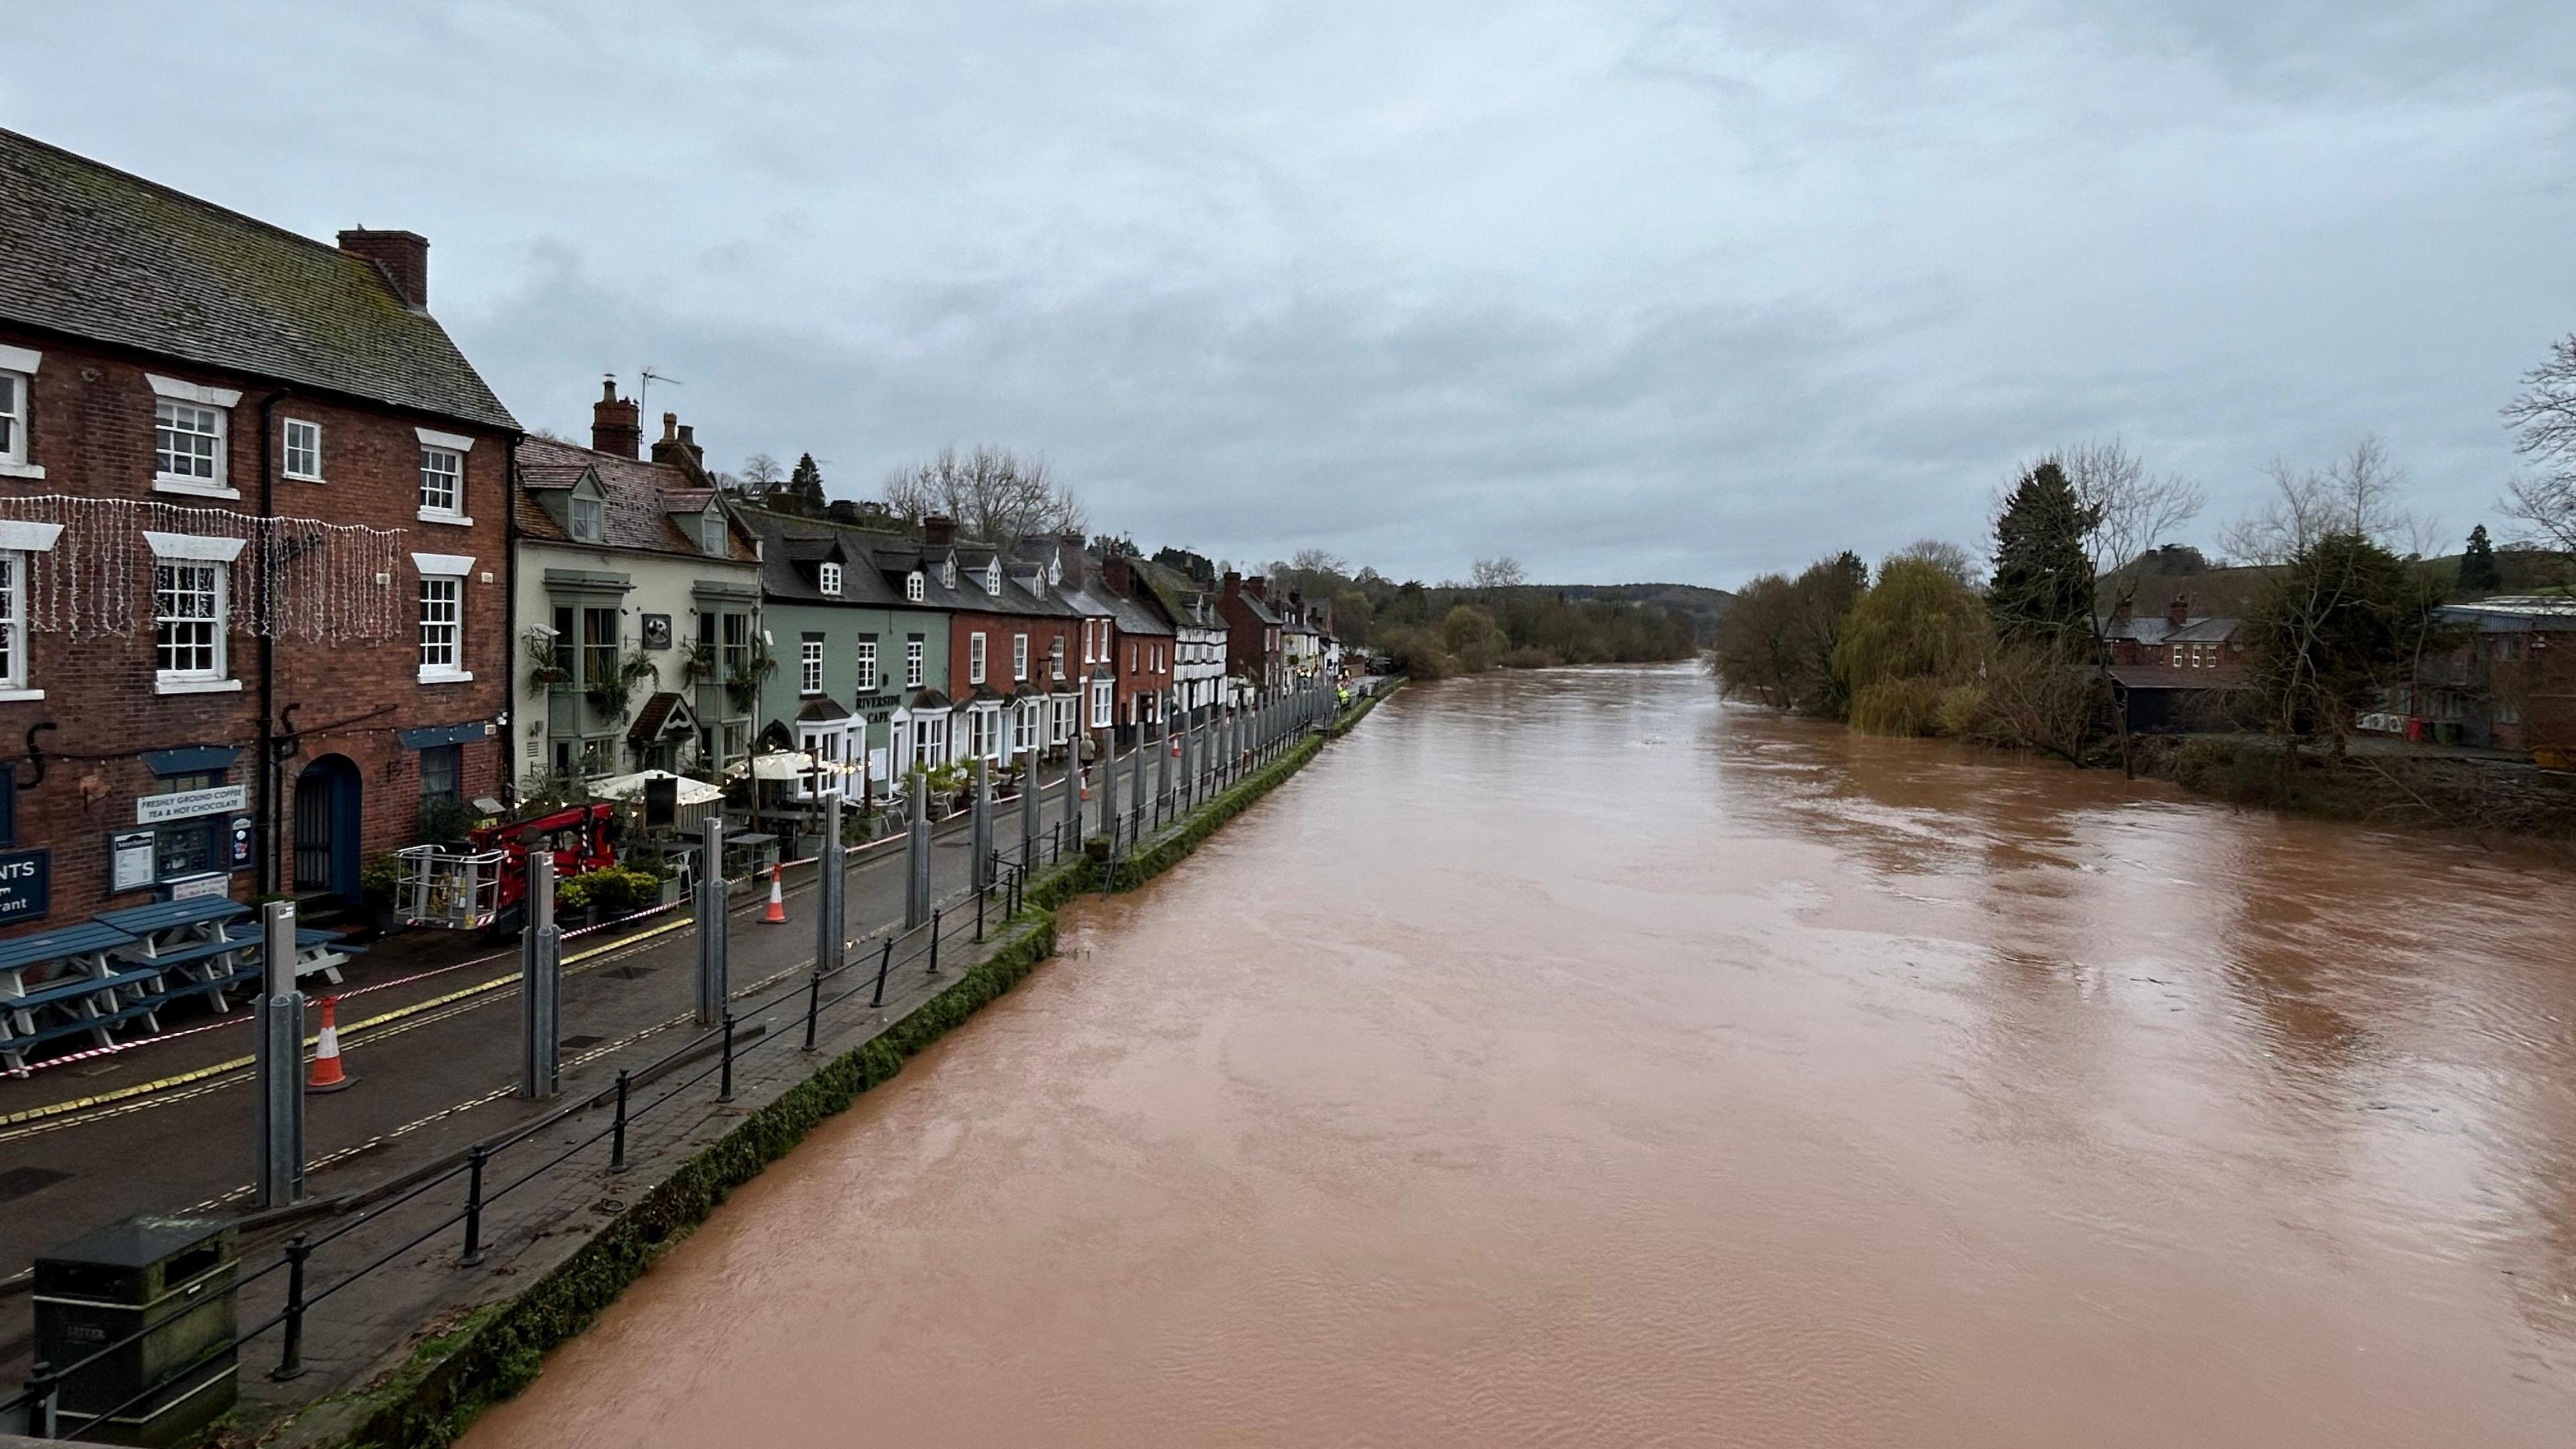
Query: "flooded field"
467 665 2576 1447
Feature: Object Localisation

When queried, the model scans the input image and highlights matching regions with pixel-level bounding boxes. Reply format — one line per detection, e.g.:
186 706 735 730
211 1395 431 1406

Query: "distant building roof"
515 436 754 561
0 127 516 432
2434 596 2576 631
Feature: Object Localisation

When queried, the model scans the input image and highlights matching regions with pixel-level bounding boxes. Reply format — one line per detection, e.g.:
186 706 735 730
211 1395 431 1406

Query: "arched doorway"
293 754 363 902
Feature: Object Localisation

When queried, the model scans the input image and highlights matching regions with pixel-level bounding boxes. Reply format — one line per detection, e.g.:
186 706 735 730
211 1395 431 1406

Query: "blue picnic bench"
0 922 154 1074
1 904 371 1074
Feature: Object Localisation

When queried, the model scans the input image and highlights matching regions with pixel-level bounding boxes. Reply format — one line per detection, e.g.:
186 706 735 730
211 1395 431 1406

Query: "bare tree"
1468 556 1527 590
741 452 786 488
2222 437 2409 565
2066 439 2204 773
2502 333 2576 556
1893 538 1978 586
881 445 1087 555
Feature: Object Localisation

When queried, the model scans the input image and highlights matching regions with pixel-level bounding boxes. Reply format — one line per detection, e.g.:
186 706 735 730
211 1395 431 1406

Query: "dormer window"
569 495 604 543
983 561 1000 594
1047 557 1061 586
700 510 726 556
819 561 842 597
906 570 925 604
941 558 957 588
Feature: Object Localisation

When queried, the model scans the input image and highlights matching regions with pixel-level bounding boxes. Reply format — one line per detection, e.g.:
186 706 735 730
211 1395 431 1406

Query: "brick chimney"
337 229 429 309
1246 575 1268 602
1058 533 1087 590
591 376 641 458
922 515 957 548
649 412 706 475
1222 570 1242 599
2165 594 2190 629
1104 554 1132 596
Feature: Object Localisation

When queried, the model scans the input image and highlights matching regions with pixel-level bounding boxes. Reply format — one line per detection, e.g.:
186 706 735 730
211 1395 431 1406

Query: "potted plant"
586 648 659 724
523 626 574 692
724 644 777 711
360 851 402 936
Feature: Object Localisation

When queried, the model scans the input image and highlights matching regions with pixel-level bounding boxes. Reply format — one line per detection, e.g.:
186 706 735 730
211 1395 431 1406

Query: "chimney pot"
2166 594 2190 629
923 514 957 548
337 229 428 308
662 412 680 443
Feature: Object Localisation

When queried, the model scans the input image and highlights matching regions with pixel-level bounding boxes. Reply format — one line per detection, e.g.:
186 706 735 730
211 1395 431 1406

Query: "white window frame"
0 344 40 478
1091 678 1112 729
418 576 464 680
416 427 475 525
701 511 727 556
984 561 1000 594
819 561 841 597
800 638 824 695
282 417 323 482
147 533 244 693
856 638 878 690
1051 635 1065 681
969 631 987 685
1012 633 1028 682
0 520 59 700
905 637 924 688
569 494 604 543
1014 699 1037 755
942 558 957 588
411 553 475 683
906 571 925 604
152 398 231 497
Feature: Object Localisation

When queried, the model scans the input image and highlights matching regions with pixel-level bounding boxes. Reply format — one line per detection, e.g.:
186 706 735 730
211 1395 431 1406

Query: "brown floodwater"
466 664 2576 1448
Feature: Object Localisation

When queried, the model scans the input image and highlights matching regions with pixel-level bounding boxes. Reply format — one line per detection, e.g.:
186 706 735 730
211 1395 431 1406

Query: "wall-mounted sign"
137 785 249 824
228 814 256 870
109 830 156 892
641 613 674 650
168 873 229 902
0 848 50 924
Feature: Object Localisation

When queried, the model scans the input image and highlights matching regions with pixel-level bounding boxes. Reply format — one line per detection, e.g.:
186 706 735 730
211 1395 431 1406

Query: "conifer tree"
788 452 827 515
1988 460 2099 649
2458 523 2501 593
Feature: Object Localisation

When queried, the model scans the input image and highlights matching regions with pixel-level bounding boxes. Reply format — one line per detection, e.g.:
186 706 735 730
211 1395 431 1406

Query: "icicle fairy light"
0 495 405 641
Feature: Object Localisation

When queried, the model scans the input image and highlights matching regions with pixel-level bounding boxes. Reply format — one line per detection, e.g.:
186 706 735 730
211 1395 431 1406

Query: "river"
464 663 2576 1447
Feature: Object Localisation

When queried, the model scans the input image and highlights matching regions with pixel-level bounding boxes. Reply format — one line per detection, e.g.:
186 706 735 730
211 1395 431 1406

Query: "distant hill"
1556 583 1733 638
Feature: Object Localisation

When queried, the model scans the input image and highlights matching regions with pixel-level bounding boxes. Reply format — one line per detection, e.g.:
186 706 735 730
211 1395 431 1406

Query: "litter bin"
32 1217 237 1446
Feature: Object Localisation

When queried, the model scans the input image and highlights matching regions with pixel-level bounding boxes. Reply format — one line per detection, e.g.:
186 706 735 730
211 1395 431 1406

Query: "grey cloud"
8 0 2572 585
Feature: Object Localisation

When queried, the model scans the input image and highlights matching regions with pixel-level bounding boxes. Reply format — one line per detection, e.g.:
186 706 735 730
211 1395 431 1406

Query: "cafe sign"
137 785 250 824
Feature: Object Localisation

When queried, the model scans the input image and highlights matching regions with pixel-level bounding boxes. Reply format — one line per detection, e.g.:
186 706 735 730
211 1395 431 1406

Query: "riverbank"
2131 733 2576 845
286 685 1396 1449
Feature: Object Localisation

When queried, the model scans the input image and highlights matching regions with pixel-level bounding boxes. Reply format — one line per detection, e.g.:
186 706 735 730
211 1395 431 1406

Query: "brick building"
2402 597 2576 758
0 129 516 932
1098 553 1175 744
1218 571 1284 700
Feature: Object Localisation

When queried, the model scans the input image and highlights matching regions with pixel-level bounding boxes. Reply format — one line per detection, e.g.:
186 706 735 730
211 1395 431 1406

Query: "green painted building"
745 508 949 800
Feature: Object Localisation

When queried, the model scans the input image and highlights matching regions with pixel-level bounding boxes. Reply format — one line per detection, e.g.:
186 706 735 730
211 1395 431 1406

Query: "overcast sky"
12 2 2573 586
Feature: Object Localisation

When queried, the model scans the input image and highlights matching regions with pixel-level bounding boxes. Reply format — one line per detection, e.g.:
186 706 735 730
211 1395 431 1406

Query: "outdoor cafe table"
96 897 354 1004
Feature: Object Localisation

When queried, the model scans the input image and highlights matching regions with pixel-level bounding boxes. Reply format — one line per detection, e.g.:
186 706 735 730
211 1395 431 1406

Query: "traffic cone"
762 863 788 924
307 996 353 1093
1079 769 1090 802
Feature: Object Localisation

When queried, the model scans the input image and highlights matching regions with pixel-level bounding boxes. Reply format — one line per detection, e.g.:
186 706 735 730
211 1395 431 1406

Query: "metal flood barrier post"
253 900 305 1210
971 759 993 892
696 816 729 1028
1155 708 1173 818
1130 719 1148 828
818 790 847 980
1099 735 1118 846
1018 746 1040 873
520 854 560 1101
1059 750 1080 849
905 775 930 930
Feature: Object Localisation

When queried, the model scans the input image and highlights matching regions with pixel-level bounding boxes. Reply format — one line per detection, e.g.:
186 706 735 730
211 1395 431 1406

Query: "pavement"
0 741 1202 1392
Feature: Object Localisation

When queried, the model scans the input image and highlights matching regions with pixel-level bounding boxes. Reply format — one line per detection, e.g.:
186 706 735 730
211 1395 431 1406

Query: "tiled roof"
0 127 516 432
2165 617 2240 643
626 692 694 743
515 437 754 561
2434 596 2576 631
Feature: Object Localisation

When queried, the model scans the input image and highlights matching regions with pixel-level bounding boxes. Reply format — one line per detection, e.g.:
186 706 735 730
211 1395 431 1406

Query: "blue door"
293 755 364 902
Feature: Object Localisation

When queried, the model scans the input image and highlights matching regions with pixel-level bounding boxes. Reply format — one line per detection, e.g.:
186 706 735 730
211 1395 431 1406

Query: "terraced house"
744 509 948 799
512 385 761 786
902 517 1079 772
0 128 517 930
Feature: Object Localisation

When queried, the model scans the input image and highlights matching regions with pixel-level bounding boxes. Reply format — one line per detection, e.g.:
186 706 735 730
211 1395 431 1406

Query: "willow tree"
1833 556 1988 735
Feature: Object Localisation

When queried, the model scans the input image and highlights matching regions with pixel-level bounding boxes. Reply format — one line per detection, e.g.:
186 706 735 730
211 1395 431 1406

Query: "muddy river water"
466 665 2576 1447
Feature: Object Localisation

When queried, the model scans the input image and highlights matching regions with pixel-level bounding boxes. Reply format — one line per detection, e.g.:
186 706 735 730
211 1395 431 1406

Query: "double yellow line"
0 916 694 1136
